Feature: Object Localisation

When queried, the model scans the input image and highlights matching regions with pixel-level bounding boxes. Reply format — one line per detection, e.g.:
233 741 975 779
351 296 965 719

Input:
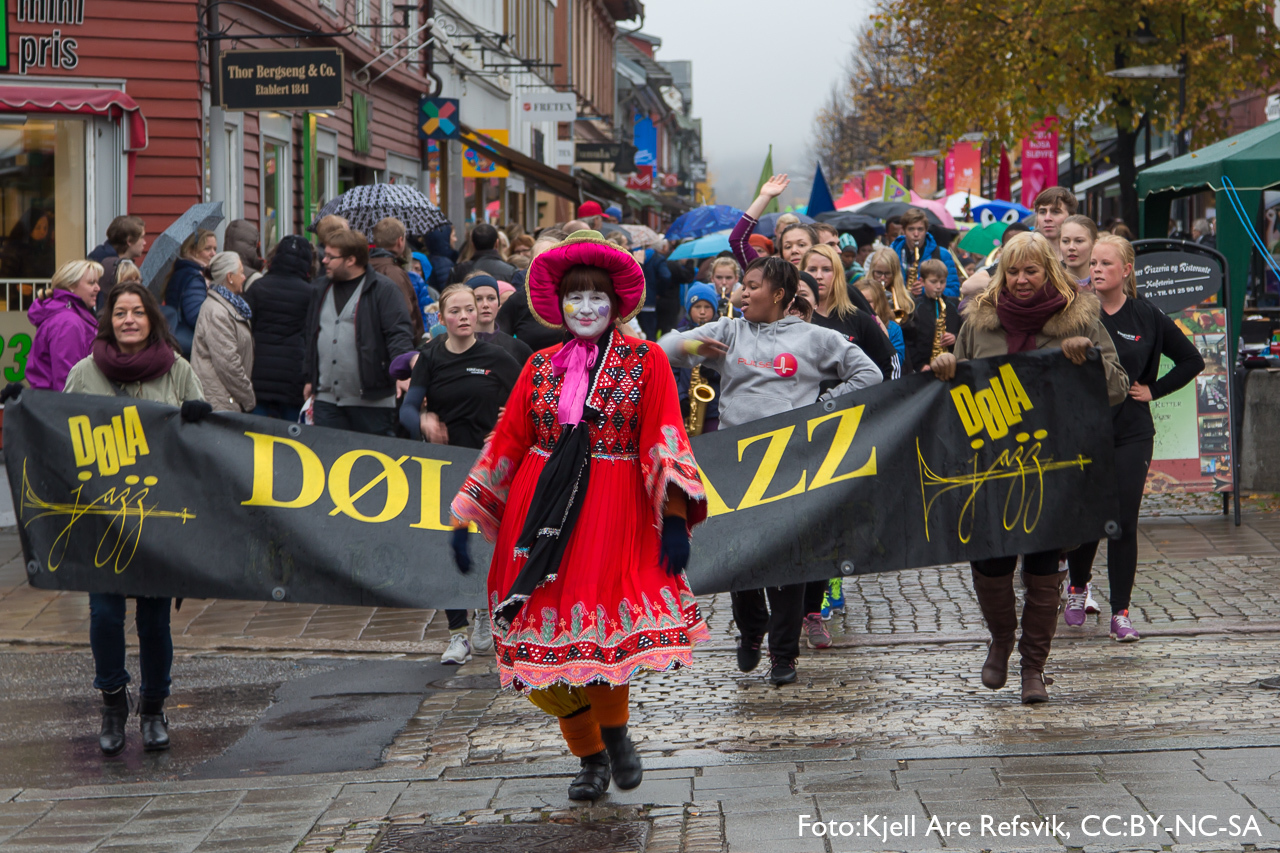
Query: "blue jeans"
252 402 302 423
89 594 173 700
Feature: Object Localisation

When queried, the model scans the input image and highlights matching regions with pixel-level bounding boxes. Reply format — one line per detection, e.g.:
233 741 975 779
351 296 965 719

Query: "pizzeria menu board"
1133 240 1232 494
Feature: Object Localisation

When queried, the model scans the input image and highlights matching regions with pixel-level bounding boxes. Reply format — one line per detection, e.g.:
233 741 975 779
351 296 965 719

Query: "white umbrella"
945 192 992 220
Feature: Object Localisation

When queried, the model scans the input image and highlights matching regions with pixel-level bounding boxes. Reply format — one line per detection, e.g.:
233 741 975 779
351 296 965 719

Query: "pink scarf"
550 335 600 426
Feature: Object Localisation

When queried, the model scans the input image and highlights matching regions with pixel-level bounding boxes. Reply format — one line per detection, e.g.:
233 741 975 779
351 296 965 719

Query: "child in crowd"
709 256 741 313
902 259 961 373
672 283 723 433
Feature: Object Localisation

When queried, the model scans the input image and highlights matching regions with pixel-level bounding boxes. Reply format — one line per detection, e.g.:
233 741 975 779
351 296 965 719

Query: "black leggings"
731 583 806 661
803 580 827 616
1066 440 1152 614
446 609 469 631
972 549 1063 578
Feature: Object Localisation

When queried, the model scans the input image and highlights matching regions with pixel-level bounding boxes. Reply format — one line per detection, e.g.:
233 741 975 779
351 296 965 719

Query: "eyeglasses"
870 270 892 279
321 253 344 264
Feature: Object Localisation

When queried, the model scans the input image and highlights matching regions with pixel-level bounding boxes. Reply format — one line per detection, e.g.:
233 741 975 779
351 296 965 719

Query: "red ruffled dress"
451 328 710 691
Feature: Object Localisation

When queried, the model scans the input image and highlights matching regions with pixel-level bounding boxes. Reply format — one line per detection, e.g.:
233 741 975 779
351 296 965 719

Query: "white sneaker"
471 610 494 652
1084 582 1100 614
441 632 472 665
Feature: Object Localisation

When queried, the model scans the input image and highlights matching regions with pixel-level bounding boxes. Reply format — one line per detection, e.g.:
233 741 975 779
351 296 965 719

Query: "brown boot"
1019 571 1064 704
970 569 1018 689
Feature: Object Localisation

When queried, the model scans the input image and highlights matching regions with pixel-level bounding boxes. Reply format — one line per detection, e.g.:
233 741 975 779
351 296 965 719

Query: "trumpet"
686 365 716 437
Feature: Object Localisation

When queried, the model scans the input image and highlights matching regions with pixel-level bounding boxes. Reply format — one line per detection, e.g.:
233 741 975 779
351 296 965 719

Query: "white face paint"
562 290 613 340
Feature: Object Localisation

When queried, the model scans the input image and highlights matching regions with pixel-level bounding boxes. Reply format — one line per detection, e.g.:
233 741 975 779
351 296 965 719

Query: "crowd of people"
13 182 1203 788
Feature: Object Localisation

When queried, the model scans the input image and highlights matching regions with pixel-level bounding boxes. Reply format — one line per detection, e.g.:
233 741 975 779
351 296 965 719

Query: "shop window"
381 0 395 47
316 129 338 209
262 136 292 253
387 151 420 189
0 117 86 305
356 0 371 40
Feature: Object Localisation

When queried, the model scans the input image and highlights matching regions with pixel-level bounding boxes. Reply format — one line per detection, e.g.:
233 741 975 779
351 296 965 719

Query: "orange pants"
529 684 630 758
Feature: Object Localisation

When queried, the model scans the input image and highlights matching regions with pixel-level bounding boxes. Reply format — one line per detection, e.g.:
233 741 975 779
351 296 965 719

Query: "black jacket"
495 272 565 352
245 237 315 406
901 295 962 373
304 268 416 401
451 249 515 284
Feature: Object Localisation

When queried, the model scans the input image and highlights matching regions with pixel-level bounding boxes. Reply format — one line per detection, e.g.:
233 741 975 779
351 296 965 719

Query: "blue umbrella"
664 205 744 241
752 211 815 236
972 201 1032 226
667 230 731 260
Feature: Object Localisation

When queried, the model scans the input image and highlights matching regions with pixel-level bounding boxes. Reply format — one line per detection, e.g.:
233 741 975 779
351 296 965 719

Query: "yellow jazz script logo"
69 406 150 478
918 363 1091 544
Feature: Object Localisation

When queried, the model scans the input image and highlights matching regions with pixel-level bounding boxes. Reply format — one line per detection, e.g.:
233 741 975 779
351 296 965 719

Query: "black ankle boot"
600 725 642 791
139 697 169 752
99 689 129 756
567 750 611 800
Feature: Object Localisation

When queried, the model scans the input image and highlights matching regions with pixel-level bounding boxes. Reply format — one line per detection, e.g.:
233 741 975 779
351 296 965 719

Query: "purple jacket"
27 289 98 390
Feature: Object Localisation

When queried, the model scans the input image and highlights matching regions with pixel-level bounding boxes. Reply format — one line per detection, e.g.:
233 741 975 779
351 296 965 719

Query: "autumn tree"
871 0 1280 227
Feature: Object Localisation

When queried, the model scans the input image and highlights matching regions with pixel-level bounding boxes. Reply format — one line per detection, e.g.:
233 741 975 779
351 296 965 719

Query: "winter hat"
685 283 718 314
748 234 774 254
577 200 604 218
466 274 500 295
526 230 646 328
838 233 859 250
268 235 314 279
605 205 623 221
497 280 516 298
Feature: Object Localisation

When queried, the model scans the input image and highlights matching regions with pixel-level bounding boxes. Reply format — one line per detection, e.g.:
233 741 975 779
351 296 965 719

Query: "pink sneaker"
1109 610 1140 642
803 613 831 649
1064 586 1088 627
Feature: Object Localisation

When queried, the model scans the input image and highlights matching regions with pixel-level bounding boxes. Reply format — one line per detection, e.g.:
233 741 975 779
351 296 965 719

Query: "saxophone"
931 298 948 360
686 365 716 436
892 245 921 322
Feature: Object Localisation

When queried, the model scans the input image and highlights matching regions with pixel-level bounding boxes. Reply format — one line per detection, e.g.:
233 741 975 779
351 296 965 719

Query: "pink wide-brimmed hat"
525 230 646 329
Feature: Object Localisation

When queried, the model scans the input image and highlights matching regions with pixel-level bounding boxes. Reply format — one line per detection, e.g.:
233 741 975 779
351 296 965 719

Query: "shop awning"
577 168 632 207
0 86 148 151
459 123 580 202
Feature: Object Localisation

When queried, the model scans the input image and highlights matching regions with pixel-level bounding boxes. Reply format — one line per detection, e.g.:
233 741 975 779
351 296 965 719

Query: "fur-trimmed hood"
967 289 1101 339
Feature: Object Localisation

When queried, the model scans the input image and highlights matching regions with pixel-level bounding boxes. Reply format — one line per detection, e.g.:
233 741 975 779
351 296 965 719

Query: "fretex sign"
518 92 576 123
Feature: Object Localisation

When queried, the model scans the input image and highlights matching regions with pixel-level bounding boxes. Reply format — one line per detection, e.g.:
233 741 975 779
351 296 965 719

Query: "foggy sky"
639 0 873 209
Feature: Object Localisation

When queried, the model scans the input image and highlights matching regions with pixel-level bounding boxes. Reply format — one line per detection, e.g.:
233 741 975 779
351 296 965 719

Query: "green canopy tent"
1138 119 1280 361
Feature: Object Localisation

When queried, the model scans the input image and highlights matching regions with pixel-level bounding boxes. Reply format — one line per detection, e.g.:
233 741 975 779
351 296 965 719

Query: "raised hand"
759 174 789 200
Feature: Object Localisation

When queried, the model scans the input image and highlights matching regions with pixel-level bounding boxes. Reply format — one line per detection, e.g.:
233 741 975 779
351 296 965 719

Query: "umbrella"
138 201 224 297
599 222 630 240
310 183 449 236
856 201 947 228
667 230 731 260
958 221 1009 254
664 205 745 241
752 211 815 236
621 224 663 247
945 191 991 220
910 192 958 229
813 210 885 235
972 201 1032 226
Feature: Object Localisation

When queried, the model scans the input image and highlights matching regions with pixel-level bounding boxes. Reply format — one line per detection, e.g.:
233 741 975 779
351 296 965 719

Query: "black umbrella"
310 183 449 236
752 211 815 236
813 210 885 235
856 201 947 228
138 201 224 298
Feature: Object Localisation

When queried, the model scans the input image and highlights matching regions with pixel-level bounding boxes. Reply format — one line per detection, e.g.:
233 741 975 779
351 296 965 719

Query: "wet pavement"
2 491 1280 851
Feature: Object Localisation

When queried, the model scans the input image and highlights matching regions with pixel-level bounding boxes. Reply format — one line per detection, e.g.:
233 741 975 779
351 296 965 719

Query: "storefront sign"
463 128 509 178
626 165 653 190
1135 241 1234 493
576 142 622 163
0 312 34 383
517 92 576 123
690 161 707 182
6 350 1118 608
219 48 344 112
4 0 85 73
418 97 460 140
554 140 575 167
1019 117 1059 209
632 114 656 166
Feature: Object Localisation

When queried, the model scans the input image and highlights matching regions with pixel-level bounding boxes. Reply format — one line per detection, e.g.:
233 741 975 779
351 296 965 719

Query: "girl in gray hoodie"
659 257 882 686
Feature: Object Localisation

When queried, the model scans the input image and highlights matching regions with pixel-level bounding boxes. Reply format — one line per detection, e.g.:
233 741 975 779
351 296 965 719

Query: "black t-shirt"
811 307 897 379
425 328 533 367
1100 297 1204 446
409 339 522 449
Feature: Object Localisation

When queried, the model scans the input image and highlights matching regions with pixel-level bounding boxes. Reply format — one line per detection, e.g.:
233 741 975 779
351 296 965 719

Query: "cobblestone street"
3 493 1280 852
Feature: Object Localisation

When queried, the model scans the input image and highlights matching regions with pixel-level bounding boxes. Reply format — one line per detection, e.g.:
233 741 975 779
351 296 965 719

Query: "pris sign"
1 0 85 74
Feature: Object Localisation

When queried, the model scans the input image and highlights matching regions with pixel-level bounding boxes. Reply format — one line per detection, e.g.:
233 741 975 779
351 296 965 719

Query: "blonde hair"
115 259 142 285
802 244 855 319
438 283 477 315
710 256 741 280
867 247 915 319
51 259 104 292
979 231 1079 310
1093 234 1137 299
858 279 894 327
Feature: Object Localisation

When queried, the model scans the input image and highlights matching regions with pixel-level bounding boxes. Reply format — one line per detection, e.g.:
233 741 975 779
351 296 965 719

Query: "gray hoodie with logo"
659 315 882 429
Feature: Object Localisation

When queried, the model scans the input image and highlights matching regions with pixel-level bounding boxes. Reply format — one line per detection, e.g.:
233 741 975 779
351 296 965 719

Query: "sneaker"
471 609 494 652
441 632 472 664
1084 583 1100 614
1109 610 1140 643
768 656 797 686
736 635 762 673
820 579 845 620
803 613 831 649
1064 585 1088 627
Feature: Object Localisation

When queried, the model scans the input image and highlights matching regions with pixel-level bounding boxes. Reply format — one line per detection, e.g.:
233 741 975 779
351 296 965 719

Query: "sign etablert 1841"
220 48 344 112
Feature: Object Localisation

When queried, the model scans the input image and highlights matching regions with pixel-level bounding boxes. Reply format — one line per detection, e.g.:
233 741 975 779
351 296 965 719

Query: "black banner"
220 48 345 112
4 351 1118 609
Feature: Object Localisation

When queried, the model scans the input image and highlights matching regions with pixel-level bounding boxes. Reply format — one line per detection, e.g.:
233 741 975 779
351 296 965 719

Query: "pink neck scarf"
550 334 602 426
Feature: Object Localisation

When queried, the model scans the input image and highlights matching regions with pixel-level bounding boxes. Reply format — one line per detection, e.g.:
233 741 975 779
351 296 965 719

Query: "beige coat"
956 290 1129 405
191 288 256 412
64 354 204 405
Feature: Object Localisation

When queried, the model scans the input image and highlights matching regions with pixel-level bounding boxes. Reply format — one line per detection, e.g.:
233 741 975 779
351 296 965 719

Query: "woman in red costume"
449 230 709 801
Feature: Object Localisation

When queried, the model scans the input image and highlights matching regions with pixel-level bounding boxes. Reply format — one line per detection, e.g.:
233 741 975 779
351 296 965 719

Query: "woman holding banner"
929 231 1128 703
660 256 882 687
1063 236 1203 641
448 231 708 802
63 281 210 755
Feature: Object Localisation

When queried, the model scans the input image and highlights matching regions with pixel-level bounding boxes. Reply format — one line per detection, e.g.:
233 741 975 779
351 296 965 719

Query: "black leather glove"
660 515 690 577
0 382 24 405
451 526 472 575
180 400 213 422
